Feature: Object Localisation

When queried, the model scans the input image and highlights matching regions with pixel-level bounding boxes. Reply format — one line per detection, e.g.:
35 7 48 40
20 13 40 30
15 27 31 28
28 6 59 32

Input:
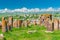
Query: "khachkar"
46 20 54 31
59 19 60 29
2 17 7 32
40 14 54 31
24 20 30 27
17 20 22 28
53 19 59 30
0 22 2 29
40 14 52 26
13 19 18 28
33 20 37 26
8 16 13 30
13 19 22 28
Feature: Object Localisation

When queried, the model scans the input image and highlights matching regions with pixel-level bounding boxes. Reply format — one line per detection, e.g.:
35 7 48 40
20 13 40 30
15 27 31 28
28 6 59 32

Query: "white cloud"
0 7 60 13
40 7 55 12
46 7 54 11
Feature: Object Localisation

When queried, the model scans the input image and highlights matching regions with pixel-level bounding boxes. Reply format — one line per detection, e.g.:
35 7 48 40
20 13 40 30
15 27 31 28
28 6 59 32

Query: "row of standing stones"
40 14 60 32
1 16 38 33
0 14 60 33
0 14 60 39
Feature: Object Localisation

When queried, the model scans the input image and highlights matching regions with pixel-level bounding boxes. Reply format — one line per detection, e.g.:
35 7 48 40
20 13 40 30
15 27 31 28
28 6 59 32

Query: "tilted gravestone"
53 19 59 30
46 20 54 31
2 17 7 32
59 19 60 30
24 20 30 27
17 20 22 27
13 19 18 28
0 22 2 29
8 16 13 27
33 20 37 26
7 16 13 30
44 18 49 27
40 14 52 26
21 21 25 27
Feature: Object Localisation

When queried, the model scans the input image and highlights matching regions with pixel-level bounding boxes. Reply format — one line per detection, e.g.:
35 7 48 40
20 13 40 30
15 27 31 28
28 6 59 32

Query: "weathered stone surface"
46 20 54 31
17 20 22 27
45 31 53 33
7 23 11 31
0 22 2 29
44 18 50 27
27 30 37 34
2 17 7 32
40 14 52 26
24 20 30 27
8 16 13 27
0 34 4 40
13 19 18 28
59 19 60 30
21 21 25 27
53 19 59 30
33 20 37 25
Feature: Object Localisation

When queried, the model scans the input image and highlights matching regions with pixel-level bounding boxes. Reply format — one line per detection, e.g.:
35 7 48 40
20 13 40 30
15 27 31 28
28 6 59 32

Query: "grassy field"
0 13 60 40
0 25 60 40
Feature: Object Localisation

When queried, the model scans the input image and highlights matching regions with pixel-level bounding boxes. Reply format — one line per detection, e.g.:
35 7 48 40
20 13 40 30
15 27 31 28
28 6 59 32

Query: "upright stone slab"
2 17 7 32
59 20 60 30
17 20 22 27
8 16 13 30
33 20 37 25
23 20 30 27
39 20 42 26
53 19 59 30
27 20 30 26
13 19 18 28
39 14 52 26
8 16 13 27
21 21 25 27
0 22 2 29
44 18 50 27
7 22 11 31
46 20 54 31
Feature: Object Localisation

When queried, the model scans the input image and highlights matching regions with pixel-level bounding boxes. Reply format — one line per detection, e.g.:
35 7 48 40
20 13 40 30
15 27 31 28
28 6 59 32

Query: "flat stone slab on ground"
45 31 53 33
27 30 37 34
0 34 4 40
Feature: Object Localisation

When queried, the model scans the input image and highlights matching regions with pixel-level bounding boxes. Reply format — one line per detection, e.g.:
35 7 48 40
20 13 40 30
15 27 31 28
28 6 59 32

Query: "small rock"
27 30 37 34
0 34 4 40
45 31 53 33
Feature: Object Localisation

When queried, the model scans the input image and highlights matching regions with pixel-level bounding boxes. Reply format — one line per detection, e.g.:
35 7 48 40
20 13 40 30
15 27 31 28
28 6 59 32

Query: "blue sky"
0 0 60 9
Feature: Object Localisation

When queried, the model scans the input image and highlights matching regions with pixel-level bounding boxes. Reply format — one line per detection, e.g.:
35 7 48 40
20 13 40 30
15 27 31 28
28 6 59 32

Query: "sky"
0 0 60 13
0 0 60 9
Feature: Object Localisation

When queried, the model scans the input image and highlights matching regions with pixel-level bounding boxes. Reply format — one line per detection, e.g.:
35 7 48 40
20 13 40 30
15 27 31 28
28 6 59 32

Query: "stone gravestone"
7 22 12 31
40 14 52 26
0 22 2 29
46 20 54 31
44 18 49 27
0 34 4 40
13 19 18 28
2 17 7 32
8 16 13 27
59 19 60 30
33 20 37 26
39 20 42 26
8 16 13 30
53 19 59 30
21 21 24 27
17 20 22 27
27 20 30 27
24 20 30 27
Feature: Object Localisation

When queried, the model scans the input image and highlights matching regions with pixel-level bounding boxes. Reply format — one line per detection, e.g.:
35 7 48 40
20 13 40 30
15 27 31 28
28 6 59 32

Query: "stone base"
0 34 4 40
45 31 53 33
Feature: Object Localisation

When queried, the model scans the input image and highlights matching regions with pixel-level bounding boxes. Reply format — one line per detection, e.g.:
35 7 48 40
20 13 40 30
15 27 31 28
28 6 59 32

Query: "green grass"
0 25 60 40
